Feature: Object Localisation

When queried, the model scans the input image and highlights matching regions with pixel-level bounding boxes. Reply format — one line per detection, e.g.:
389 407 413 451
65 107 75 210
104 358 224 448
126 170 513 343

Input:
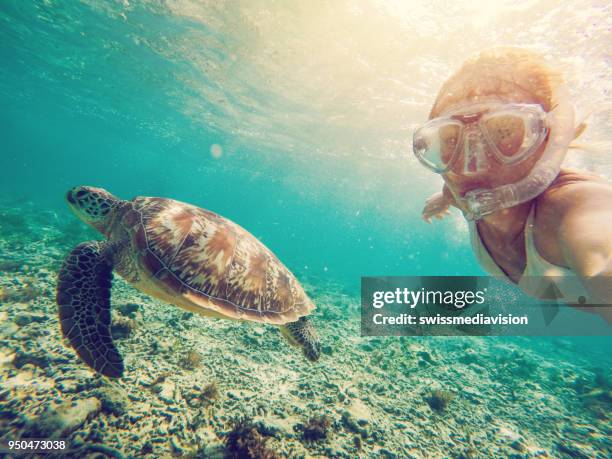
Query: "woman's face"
438 97 548 202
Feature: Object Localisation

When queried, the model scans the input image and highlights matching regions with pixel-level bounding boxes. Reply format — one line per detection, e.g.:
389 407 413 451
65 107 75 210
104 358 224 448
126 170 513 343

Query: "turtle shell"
118 197 314 325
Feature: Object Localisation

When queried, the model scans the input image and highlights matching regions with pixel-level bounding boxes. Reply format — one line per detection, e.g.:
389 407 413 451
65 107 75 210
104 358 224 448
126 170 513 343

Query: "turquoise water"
1 0 610 367
0 1 611 457
2 0 611 366
2 0 611 291
0 2 488 290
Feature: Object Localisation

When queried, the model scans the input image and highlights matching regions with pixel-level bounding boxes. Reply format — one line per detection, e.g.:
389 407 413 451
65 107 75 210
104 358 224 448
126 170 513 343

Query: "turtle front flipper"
280 317 321 362
57 241 124 378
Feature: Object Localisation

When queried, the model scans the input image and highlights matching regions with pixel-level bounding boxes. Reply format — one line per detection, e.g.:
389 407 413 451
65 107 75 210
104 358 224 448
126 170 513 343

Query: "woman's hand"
422 191 452 223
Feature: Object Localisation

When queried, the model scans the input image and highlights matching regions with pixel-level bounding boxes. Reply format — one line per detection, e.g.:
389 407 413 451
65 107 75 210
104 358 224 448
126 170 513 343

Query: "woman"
413 47 611 324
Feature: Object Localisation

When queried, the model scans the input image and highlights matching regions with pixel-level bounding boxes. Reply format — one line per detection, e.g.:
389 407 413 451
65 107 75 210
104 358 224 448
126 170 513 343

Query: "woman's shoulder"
532 169 612 267
539 168 612 213
549 168 610 189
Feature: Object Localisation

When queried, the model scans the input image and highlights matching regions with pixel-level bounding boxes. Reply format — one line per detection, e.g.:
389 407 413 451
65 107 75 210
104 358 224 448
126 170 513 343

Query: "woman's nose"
452 131 489 176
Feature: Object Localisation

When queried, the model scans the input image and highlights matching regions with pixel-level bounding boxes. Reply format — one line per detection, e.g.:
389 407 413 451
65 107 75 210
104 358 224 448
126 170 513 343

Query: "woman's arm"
551 181 612 322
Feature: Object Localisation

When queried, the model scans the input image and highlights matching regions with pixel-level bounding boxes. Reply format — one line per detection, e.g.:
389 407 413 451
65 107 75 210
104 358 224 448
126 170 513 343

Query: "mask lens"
413 121 462 172
484 114 525 156
482 109 544 162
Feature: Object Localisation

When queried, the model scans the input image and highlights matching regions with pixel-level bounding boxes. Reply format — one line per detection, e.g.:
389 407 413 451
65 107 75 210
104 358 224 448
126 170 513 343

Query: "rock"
169 437 184 456
14 312 47 326
57 379 80 393
555 443 591 459
0 400 20 420
461 387 482 404
141 441 154 454
458 349 480 365
151 339 173 354
13 349 51 369
117 302 141 318
379 448 397 458
324 446 348 458
254 417 294 438
157 380 177 404
342 400 372 437
26 397 101 438
252 326 265 336
417 351 435 365
496 426 522 443
181 311 194 320
510 439 526 452
111 317 137 339
80 444 127 459
201 443 226 458
0 322 18 336
94 385 129 416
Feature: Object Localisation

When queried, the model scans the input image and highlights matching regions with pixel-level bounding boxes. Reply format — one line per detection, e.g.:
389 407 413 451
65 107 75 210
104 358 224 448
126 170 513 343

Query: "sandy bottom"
0 203 610 458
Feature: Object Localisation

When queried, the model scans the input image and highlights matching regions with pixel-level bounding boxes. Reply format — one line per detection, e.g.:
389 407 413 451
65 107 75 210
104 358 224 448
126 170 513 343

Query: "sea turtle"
56 186 321 378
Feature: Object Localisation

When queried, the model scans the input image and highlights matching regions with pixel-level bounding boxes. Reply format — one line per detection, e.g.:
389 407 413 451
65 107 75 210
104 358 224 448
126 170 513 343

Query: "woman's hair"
429 47 564 118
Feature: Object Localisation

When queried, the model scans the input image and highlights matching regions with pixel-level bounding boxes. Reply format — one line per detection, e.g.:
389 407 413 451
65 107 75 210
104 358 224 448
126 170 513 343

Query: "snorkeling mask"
413 103 549 174
412 92 575 220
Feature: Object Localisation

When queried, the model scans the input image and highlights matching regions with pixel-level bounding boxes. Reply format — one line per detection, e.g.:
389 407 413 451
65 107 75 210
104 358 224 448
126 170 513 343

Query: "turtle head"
66 186 121 235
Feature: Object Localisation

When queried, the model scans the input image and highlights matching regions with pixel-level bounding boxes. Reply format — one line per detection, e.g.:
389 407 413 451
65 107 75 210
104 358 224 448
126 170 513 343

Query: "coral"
580 389 611 420
202 381 219 401
116 302 141 318
300 415 331 441
425 389 455 413
572 376 592 395
0 260 23 273
572 369 612 420
454 448 477 459
94 385 129 416
0 279 41 303
0 210 28 235
225 418 280 459
180 349 204 370
180 445 209 459
24 398 101 438
13 350 51 369
185 382 220 408
148 372 171 387
111 316 137 339
74 444 127 459
497 352 537 381
592 368 610 389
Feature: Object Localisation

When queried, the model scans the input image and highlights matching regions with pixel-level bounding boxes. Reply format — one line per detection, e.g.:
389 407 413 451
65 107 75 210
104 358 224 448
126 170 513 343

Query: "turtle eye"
76 190 88 199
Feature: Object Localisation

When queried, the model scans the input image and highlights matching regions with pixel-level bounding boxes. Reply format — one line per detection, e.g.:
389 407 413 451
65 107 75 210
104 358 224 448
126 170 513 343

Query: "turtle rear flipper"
57 241 123 378
280 317 321 362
